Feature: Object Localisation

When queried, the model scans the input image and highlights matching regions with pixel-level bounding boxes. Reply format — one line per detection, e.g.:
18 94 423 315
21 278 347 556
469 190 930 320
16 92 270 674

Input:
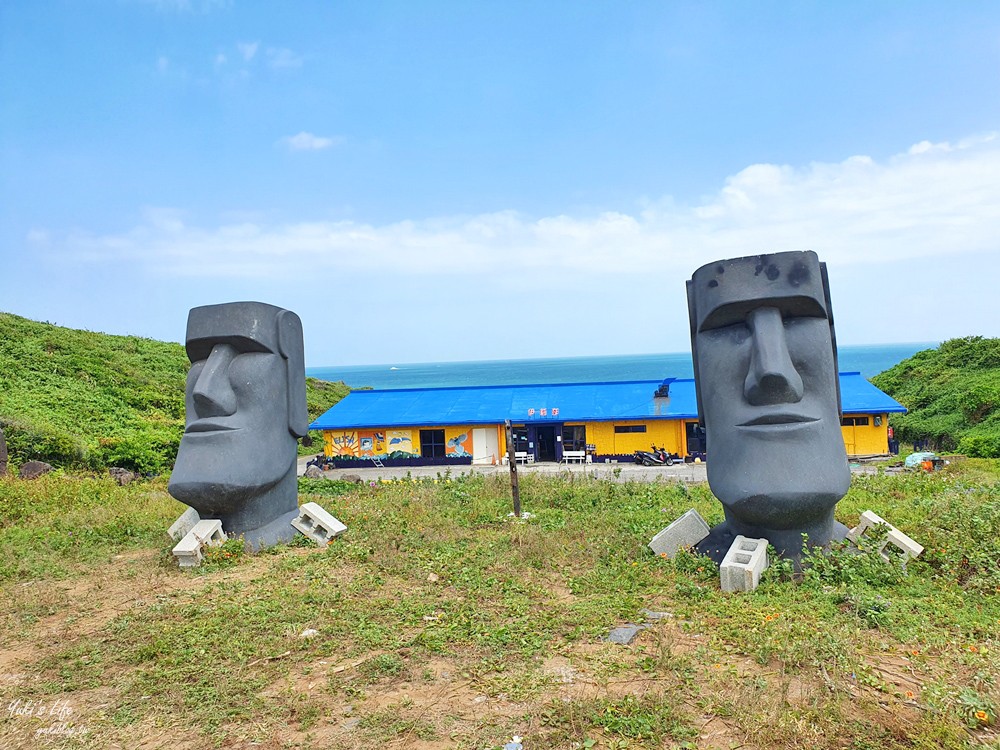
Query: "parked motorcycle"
306 454 336 471
634 445 674 466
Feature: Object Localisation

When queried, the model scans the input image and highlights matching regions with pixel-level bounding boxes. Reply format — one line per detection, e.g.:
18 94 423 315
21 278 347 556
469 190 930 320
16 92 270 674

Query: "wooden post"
505 419 521 518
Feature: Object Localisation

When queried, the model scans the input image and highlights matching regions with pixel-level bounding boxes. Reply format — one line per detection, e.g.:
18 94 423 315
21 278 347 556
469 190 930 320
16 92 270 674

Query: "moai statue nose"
743 306 804 406
191 344 238 417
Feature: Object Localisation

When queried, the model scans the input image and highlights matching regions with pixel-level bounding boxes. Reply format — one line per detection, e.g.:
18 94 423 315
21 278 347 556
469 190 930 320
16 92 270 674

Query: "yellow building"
311 373 904 466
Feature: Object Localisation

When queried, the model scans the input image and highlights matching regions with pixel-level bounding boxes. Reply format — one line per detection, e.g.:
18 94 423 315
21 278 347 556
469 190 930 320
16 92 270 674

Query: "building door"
685 422 705 455
472 427 499 465
536 425 557 462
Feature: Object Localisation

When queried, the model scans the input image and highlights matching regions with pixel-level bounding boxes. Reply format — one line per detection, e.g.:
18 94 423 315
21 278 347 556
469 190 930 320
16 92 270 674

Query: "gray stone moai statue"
168 302 309 551
686 251 851 562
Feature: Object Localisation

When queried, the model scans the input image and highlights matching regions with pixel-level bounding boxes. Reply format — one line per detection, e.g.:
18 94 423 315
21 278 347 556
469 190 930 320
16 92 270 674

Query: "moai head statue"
168 302 308 550
686 251 851 561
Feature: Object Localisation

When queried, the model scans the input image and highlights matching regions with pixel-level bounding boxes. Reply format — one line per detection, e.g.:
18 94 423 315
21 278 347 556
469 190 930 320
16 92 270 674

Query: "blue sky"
2 1 999 366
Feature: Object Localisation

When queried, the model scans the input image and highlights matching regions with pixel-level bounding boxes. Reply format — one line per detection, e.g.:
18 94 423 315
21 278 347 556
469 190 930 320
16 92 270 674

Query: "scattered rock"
299 628 320 639
303 465 323 479
640 609 674 621
427 572 440 583
341 473 362 483
19 461 53 480
605 624 646 645
108 466 137 485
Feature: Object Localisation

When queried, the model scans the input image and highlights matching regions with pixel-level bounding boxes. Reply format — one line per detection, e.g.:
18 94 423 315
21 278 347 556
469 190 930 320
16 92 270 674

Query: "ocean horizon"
307 341 937 391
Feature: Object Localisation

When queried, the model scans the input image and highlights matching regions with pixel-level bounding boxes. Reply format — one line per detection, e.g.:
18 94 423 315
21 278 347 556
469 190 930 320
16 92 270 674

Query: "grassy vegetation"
1 462 997 749
0 312 348 472
873 337 1000 457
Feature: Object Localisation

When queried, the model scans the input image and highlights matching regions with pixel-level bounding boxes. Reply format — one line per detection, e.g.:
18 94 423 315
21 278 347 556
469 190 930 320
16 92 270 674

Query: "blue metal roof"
838 372 907 415
310 372 905 430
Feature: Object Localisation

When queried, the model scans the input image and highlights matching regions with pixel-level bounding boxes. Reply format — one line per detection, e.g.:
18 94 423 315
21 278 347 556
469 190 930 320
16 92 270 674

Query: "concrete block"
172 533 205 568
172 519 227 568
167 506 201 541
291 502 347 546
719 536 768 592
649 509 710 558
190 519 226 544
847 510 923 564
845 509 885 544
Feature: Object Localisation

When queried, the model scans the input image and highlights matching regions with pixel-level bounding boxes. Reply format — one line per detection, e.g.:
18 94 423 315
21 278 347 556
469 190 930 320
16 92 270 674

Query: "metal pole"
505 419 521 518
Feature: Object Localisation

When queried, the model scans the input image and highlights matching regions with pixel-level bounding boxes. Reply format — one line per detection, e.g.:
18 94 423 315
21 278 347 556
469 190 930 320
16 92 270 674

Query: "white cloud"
44 132 1000 283
266 47 303 69
214 52 227 66
237 41 259 62
281 132 341 151
156 56 170 73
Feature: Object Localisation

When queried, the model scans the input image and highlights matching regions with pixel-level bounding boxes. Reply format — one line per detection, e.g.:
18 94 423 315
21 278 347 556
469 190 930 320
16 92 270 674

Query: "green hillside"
872 336 1000 457
0 313 348 473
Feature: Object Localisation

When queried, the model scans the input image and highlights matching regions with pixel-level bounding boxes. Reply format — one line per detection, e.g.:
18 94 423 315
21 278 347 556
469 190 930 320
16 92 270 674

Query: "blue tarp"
310 372 905 430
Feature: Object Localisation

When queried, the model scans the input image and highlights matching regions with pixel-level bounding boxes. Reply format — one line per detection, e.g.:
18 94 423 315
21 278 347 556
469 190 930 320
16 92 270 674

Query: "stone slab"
649 509 710 558
605 624 646 645
167 507 201 541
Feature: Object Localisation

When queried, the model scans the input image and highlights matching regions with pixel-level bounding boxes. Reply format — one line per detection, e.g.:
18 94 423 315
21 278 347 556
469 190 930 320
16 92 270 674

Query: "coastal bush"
872 336 1000 456
0 312 348 471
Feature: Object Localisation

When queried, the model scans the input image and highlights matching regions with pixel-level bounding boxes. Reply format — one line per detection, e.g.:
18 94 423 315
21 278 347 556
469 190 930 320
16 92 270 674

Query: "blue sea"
307 342 936 391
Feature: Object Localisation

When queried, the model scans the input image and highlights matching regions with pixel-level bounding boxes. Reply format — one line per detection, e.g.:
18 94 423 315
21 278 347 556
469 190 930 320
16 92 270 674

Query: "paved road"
298 455 886 483
298 457 706 483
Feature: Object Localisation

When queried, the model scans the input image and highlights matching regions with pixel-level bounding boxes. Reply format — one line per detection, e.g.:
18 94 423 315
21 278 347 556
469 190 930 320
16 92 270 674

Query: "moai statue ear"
277 309 309 438
820 262 843 418
686 278 704 427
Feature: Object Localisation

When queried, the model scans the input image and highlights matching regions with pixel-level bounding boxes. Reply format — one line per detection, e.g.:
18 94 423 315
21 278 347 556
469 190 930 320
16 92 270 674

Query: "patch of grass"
0 462 998 748
0 474 179 581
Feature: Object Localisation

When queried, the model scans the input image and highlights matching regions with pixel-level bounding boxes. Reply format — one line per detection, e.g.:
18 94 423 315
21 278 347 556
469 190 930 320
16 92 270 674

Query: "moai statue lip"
686 251 851 563
168 301 309 551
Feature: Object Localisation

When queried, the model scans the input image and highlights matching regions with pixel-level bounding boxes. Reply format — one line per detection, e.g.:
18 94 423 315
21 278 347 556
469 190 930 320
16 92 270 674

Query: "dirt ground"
1 544 954 750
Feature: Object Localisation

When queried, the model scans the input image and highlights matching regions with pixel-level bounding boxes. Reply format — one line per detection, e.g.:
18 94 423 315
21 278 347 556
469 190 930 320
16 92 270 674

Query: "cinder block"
172 533 204 568
845 510 885 543
190 519 226 544
719 536 768 592
847 510 923 564
172 519 227 568
291 502 347 546
649 509 710 558
167 506 201 541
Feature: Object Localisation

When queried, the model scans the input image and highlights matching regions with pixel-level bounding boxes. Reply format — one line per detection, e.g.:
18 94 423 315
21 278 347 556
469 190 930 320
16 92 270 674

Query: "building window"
563 425 586 451
614 425 647 434
420 429 446 458
509 426 529 452
841 416 871 427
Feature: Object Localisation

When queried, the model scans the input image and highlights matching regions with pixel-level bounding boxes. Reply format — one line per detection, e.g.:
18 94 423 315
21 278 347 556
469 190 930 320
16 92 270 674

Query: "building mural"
330 430 360 457
359 431 386 457
387 430 416 457
445 428 473 457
